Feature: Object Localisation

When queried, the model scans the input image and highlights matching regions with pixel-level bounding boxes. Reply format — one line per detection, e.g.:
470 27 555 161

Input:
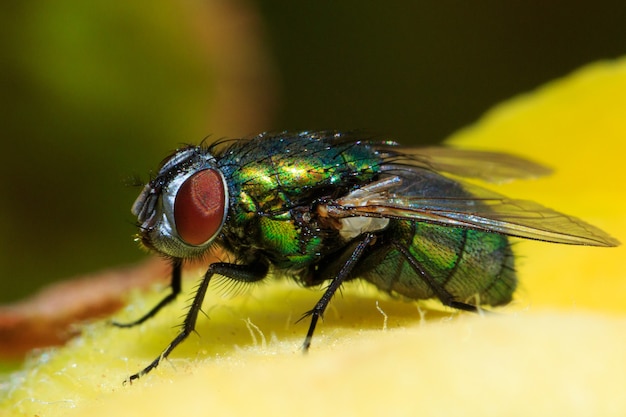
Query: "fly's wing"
323 165 619 247
376 144 553 183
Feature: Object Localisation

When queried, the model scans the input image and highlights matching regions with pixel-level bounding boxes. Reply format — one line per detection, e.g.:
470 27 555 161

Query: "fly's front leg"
113 259 183 328
127 260 268 383
301 233 375 351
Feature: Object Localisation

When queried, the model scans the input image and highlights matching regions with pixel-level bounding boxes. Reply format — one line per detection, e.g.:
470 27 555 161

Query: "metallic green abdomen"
361 221 516 306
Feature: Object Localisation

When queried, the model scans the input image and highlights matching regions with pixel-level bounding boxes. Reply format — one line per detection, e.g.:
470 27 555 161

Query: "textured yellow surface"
2 59 625 417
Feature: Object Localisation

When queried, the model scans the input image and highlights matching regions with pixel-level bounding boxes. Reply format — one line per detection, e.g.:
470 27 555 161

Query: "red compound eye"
174 169 225 246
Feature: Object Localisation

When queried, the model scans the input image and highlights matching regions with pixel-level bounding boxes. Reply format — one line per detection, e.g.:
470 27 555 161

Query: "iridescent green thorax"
216 133 382 268
218 133 380 213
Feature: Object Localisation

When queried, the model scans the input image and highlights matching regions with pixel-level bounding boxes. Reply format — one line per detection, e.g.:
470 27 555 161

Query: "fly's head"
132 146 228 259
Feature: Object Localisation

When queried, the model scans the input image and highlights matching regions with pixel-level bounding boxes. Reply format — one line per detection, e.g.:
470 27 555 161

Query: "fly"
117 131 619 382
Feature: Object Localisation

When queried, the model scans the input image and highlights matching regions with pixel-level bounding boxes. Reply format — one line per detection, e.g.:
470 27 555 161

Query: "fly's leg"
392 242 478 313
113 259 183 328
300 233 375 351
127 260 268 383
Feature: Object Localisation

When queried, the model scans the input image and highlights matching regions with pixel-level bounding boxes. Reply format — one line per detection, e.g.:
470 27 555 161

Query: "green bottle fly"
120 131 619 381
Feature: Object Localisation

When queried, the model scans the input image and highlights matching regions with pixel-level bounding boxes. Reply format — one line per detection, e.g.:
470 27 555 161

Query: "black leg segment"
300 233 375 351
127 260 269 382
113 259 183 328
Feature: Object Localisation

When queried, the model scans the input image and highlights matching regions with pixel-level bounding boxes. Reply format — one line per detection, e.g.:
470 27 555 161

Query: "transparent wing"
323 168 619 247
375 144 553 183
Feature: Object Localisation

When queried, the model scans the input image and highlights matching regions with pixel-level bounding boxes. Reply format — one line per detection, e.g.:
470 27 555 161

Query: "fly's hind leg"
392 243 479 313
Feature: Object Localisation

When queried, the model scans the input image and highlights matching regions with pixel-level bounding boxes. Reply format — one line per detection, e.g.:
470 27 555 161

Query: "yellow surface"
2 59 625 416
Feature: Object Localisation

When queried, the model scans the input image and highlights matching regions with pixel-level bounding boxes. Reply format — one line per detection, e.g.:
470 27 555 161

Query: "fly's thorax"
212 133 387 267
132 146 229 259
218 132 383 217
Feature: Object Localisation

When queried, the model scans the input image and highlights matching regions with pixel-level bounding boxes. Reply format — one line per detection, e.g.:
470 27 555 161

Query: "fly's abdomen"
362 221 516 306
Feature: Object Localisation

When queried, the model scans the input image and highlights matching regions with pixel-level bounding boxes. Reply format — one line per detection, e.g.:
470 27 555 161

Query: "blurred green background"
1 1 625 303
